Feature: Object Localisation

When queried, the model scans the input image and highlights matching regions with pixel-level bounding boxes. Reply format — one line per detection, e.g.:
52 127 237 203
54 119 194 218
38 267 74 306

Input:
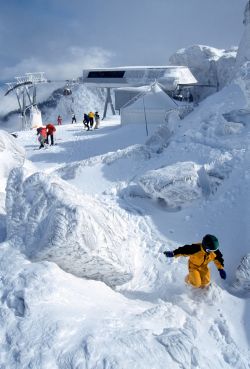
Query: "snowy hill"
0 83 106 132
0 65 249 368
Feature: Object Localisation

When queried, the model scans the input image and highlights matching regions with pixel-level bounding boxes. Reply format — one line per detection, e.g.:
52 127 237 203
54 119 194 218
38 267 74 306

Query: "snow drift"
137 161 202 209
0 130 25 192
5 168 138 287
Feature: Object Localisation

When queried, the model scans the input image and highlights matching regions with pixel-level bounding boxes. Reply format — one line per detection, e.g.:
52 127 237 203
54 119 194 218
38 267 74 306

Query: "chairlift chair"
63 88 72 96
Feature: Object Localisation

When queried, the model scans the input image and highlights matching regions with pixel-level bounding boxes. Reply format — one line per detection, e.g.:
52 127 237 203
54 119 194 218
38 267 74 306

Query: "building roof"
82 66 197 89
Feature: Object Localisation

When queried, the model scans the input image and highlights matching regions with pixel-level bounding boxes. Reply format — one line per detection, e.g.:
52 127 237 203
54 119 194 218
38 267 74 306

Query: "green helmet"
202 234 219 251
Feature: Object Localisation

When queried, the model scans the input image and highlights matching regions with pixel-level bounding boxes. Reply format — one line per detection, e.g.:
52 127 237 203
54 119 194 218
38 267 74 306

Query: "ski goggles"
206 248 218 253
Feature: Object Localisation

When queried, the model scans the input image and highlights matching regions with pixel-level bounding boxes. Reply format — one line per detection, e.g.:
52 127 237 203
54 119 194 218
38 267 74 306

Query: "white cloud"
0 46 114 117
1 46 114 81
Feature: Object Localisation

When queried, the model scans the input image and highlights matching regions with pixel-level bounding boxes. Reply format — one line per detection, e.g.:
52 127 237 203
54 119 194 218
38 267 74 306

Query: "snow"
169 45 237 100
0 60 250 369
137 161 202 209
236 1 250 71
6 168 138 287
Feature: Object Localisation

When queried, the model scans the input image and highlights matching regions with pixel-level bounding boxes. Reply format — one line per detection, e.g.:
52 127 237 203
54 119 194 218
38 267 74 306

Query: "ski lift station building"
82 66 197 124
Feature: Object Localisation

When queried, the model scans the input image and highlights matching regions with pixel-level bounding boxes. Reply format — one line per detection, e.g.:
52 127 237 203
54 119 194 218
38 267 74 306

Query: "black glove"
163 251 174 258
219 269 226 280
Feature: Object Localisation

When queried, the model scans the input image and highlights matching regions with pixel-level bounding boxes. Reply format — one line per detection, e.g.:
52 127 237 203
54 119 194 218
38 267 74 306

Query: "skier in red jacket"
37 127 47 149
46 123 56 145
57 115 62 125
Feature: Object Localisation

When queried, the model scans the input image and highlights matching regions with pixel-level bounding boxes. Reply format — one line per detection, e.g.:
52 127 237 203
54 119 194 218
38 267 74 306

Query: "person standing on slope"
57 115 62 125
36 126 47 149
83 113 90 130
46 123 56 145
72 113 77 124
94 111 100 129
164 234 226 288
88 111 95 129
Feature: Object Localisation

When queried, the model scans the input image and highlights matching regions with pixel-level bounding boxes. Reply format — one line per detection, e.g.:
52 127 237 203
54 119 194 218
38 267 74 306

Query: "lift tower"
5 72 47 130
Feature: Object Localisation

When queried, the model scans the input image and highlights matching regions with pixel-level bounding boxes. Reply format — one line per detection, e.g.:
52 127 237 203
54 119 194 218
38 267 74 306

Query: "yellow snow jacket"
173 243 224 271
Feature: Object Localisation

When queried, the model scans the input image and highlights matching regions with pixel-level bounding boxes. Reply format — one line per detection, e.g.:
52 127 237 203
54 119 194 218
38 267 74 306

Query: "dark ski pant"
46 134 54 145
39 136 46 149
83 120 90 130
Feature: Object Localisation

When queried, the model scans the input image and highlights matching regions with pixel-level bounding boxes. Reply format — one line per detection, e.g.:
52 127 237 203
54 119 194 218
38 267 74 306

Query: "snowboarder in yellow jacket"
164 234 226 288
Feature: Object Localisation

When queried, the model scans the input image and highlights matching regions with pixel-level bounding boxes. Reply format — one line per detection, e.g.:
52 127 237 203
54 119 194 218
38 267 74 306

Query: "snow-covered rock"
234 254 250 291
0 130 25 192
169 45 237 100
236 1 250 71
5 168 137 287
235 61 250 109
137 161 202 209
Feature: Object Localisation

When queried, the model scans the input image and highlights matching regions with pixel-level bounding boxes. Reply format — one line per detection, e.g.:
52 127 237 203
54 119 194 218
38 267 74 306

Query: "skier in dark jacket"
83 113 90 130
164 234 226 288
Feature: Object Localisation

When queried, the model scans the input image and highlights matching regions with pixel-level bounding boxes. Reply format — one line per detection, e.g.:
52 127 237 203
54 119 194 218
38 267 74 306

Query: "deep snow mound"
0 130 25 192
5 168 138 287
137 161 202 209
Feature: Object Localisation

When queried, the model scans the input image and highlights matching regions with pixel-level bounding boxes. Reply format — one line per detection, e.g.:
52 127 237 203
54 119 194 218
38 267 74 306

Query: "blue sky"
0 0 246 81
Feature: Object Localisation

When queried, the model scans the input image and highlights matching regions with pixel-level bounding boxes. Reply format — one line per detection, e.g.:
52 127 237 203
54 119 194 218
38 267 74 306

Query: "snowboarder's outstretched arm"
164 243 201 258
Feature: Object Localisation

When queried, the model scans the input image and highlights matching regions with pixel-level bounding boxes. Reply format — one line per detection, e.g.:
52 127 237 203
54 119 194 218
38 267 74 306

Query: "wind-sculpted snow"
234 254 250 292
0 130 25 192
5 168 137 287
137 162 203 209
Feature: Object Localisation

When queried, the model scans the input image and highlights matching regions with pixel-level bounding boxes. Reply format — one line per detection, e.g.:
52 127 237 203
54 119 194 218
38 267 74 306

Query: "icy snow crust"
0 70 250 367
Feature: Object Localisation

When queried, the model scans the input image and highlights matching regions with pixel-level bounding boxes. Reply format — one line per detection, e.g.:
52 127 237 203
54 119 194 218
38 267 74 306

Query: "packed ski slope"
0 75 250 368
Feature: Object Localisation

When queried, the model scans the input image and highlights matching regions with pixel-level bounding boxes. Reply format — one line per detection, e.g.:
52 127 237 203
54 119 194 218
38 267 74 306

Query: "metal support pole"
142 96 148 136
22 91 29 130
33 85 37 105
102 87 116 120
15 90 22 111
25 86 33 105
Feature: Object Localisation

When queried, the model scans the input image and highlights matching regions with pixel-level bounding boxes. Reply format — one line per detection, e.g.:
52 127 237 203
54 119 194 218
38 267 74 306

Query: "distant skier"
36 126 47 149
57 115 62 125
83 113 90 130
88 111 95 129
94 111 100 129
72 113 77 124
46 123 56 145
164 234 226 288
